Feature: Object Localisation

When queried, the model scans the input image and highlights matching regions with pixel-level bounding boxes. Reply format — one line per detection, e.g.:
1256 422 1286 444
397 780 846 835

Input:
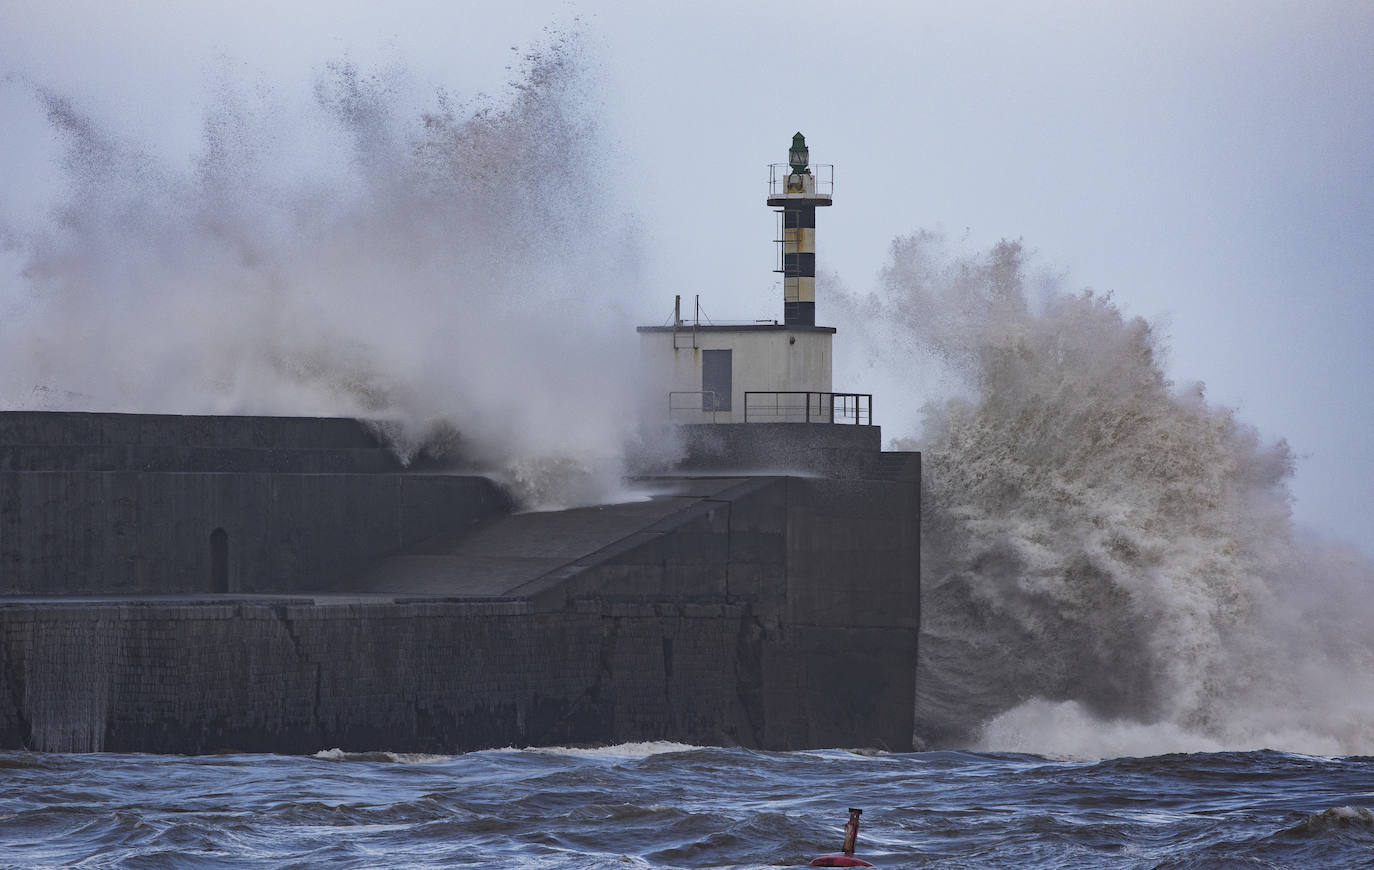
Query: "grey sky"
2 0 1371 553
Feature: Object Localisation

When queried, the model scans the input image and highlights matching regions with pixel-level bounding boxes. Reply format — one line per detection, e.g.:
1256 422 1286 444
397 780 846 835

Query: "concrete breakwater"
0 412 919 754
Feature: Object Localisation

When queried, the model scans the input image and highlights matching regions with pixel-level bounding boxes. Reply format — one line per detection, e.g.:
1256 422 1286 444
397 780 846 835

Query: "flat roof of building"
637 324 836 334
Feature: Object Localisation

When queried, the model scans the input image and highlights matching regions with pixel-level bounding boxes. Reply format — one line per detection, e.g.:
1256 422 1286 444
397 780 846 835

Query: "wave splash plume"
857 230 1374 757
0 35 640 509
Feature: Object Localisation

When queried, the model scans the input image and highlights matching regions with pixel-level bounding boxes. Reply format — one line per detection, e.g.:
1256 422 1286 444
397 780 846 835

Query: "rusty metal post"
842 808 862 856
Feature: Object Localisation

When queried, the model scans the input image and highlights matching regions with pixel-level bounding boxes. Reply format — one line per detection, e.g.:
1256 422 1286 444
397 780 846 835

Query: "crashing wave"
0 33 641 510
850 231 1374 756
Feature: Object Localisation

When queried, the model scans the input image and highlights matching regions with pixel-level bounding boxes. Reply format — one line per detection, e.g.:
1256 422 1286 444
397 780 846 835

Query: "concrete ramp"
357 477 751 598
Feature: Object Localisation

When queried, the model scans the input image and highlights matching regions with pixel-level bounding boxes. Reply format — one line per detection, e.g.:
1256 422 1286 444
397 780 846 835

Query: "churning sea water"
1 743 1371 869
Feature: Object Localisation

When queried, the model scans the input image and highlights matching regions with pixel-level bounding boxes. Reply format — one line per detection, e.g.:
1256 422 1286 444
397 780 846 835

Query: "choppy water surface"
2 743 1371 869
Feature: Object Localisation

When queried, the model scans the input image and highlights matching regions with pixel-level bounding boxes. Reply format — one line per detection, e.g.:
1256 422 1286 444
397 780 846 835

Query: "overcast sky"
2 0 1371 553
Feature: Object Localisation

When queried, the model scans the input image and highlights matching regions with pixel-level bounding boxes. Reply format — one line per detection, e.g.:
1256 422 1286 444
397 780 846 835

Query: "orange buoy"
809 858 874 868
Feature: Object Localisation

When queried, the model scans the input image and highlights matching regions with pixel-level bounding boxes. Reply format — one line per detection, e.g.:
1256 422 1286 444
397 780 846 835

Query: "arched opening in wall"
210 528 229 593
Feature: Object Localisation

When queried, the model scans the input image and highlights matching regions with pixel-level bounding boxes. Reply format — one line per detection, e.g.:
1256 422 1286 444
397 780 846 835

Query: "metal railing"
767 163 834 198
669 391 729 422
743 391 872 425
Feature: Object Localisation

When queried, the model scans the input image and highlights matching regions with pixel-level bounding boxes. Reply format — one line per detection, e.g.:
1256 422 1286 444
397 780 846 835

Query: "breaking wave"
508 741 704 758
312 748 453 764
0 34 641 508
857 230 1374 757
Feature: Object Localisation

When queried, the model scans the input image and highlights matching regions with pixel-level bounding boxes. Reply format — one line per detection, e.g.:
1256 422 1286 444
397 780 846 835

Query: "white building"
637 320 845 424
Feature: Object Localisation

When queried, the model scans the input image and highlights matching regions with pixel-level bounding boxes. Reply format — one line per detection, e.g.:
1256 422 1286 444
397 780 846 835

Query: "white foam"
0 38 643 512
865 232 1374 758
505 741 704 758
312 748 454 764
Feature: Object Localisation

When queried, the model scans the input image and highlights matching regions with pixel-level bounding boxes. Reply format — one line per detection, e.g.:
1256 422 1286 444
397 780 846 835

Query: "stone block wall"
639 422 882 477
0 472 509 595
0 413 921 754
0 468 920 754
0 600 761 754
511 474 920 752
0 412 511 595
0 412 380 450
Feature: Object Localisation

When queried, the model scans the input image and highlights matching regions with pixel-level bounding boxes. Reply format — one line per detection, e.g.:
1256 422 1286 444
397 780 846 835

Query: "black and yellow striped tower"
767 132 833 327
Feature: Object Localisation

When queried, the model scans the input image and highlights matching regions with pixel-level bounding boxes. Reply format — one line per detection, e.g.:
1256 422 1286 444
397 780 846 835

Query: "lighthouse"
637 133 868 431
768 132 833 328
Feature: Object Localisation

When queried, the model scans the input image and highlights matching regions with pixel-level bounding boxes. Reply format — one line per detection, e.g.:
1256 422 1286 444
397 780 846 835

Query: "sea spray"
850 230 1374 756
0 36 643 509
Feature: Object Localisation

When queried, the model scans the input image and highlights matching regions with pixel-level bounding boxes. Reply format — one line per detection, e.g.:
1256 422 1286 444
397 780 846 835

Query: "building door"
702 349 732 411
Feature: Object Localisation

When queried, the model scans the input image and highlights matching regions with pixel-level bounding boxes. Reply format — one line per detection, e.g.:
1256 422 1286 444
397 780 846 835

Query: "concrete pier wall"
648 422 883 477
0 412 510 595
0 413 919 754
0 471 508 595
0 600 757 754
0 412 383 451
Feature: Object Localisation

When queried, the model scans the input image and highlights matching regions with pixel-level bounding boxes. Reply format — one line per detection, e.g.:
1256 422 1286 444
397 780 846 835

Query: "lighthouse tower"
637 133 868 432
768 132 833 328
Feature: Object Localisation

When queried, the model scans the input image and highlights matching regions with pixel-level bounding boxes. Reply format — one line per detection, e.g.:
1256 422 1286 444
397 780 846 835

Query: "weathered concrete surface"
655 422 883 477
0 471 509 595
0 411 509 595
352 478 752 597
0 600 762 754
0 412 381 450
0 412 407 474
0 412 920 754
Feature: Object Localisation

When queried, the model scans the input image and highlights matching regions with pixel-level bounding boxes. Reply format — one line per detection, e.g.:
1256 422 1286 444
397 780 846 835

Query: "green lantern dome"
788 132 810 175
